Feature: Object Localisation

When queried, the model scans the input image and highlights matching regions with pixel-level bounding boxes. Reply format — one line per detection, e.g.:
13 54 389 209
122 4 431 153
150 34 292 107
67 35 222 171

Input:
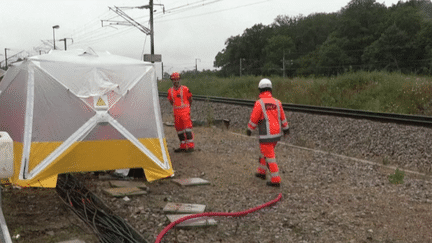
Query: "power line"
72 27 136 48
68 1 228 56
34 0 274 61
123 0 226 26
164 0 224 13
156 0 270 22
69 10 115 41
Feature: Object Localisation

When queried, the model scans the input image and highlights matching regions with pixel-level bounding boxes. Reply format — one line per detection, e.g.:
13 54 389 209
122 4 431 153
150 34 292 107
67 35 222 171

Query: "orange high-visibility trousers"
256 142 280 183
174 110 194 149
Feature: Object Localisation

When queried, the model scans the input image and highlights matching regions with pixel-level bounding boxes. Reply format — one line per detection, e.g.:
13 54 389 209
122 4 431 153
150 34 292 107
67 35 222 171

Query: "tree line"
213 0 432 77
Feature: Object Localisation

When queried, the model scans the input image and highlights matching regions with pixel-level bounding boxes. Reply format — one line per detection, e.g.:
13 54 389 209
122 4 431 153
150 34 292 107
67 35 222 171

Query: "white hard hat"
258 78 272 89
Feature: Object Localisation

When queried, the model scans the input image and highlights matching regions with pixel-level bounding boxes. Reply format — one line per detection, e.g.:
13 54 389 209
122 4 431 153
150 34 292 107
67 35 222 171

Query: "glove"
283 128 290 137
246 129 252 136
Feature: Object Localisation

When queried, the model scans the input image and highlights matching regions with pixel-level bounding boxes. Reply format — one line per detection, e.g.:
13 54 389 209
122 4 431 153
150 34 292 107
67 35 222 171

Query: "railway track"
159 92 432 127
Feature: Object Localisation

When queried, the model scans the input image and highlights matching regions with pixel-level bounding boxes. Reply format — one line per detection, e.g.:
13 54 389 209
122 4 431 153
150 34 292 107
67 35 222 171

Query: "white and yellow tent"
0 48 173 188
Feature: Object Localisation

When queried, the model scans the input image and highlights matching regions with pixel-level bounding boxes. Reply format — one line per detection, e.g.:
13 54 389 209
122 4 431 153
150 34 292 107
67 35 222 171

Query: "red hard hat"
170 72 180 81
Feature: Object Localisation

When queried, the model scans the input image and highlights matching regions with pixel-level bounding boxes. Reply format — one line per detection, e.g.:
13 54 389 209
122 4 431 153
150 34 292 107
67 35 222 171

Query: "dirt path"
3 124 432 243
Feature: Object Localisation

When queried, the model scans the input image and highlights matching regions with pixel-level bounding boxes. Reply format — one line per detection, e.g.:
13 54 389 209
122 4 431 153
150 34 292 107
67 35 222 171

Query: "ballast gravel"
168 97 432 173
88 98 432 243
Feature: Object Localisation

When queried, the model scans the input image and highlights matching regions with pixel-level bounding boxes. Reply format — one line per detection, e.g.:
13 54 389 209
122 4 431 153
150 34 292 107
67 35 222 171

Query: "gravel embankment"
83 98 432 242
159 97 432 173
3 96 432 243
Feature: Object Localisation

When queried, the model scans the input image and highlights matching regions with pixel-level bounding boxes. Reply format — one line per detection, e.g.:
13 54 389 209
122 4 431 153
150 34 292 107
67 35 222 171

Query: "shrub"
388 168 405 184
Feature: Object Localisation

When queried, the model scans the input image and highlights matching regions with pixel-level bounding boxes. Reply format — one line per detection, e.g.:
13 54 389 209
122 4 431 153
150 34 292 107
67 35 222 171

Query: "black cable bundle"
56 174 149 243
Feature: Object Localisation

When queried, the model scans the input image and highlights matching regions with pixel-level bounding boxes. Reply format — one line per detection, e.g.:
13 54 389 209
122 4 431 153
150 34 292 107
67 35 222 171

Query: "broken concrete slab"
171 178 210 186
163 203 206 214
103 187 147 197
57 240 86 243
109 180 148 190
166 214 217 227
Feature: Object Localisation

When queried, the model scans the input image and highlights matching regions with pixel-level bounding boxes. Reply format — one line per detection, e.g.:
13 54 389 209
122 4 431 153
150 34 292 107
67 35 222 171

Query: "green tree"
263 35 295 76
390 1 432 73
362 2 430 73
212 0 432 77
335 0 388 70
239 24 273 76
297 50 320 76
214 35 243 77
362 24 412 72
271 13 339 76
273 13 338 61
387 4 422 36
214 24 272 76
417 20 432 73
318 34 353 75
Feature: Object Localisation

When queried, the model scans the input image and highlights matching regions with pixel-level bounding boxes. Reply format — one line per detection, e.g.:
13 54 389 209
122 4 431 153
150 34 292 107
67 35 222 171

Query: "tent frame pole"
0 187 12 243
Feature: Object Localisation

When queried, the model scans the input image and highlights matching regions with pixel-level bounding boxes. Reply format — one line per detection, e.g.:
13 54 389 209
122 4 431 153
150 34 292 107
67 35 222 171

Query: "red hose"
154 193 283 243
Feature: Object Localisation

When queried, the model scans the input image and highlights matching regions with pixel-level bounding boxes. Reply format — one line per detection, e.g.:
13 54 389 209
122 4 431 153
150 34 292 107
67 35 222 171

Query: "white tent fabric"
0 48 173 187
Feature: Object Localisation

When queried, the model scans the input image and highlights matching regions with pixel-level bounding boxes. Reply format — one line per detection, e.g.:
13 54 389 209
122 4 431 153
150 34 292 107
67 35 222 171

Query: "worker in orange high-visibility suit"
167 72 195 153
247 78 289 187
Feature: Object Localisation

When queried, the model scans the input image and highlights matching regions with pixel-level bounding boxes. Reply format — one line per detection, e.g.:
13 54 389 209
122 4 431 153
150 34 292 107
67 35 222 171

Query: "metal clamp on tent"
0 186 12 243
0 132 13 179
0 49 174 188
96 111 110 124
78 47 98 56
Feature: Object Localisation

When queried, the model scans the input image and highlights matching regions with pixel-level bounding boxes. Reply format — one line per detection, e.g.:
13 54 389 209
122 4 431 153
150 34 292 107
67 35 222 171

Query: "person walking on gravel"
167 72 195 153
246 78 289 187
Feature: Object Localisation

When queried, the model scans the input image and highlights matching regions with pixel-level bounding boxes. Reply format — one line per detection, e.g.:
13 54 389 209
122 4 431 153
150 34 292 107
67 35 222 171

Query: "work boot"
266 181 281 187
255 173 266 180
186 148 195 153
174 148 187 153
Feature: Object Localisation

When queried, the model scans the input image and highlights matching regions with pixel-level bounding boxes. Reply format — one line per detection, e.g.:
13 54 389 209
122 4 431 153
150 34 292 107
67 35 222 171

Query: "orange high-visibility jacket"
167 85 192 112
247 91 289 143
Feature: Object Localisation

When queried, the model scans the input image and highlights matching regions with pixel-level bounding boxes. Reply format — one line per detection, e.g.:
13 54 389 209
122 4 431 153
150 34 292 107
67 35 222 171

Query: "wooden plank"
166 214 217 227
103 187 147 197
109 180 148 190
163 203 206 214
171 178 210 186
164 122 174 126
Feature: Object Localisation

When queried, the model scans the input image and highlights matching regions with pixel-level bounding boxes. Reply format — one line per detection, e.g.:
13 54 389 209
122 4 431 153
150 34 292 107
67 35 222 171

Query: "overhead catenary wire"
41 0 273 59
154 0 272 23
69 10 114 39
65 0 269 50
72 27 136 48
66 1 219 48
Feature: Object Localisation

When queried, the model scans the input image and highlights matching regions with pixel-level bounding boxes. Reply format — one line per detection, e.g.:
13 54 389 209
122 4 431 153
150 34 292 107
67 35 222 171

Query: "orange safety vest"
247 91 289 143
167 85 192 112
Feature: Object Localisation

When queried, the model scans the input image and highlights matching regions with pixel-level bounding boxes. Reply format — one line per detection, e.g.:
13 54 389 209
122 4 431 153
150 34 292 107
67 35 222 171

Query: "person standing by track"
167 72 195 153
246 78 290 187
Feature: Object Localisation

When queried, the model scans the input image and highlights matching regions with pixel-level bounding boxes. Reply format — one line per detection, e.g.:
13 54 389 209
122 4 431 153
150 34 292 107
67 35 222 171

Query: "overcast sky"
1 0 403 78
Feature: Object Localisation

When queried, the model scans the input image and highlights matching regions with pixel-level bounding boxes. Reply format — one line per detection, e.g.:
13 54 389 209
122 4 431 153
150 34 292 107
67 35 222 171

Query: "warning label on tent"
97 97 106 106
94 95 109 110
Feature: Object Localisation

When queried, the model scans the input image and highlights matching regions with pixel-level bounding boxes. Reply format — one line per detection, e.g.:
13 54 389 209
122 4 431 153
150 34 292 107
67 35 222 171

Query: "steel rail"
159 92 432 127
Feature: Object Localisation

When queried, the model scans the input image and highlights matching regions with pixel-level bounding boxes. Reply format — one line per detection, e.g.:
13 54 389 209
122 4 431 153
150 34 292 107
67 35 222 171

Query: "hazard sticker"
97 97 106 106
94 95 109 110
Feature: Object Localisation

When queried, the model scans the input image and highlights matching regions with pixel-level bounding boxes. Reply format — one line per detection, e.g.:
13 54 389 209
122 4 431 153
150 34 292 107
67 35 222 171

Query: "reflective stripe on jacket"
167 85 192 111
247 91 289 143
